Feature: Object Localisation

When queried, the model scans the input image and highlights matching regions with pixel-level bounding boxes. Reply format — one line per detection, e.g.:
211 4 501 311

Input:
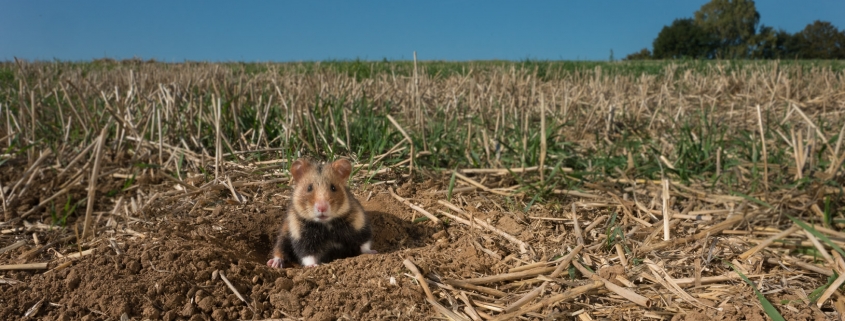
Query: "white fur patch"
361 241 377 254
301 255 318 267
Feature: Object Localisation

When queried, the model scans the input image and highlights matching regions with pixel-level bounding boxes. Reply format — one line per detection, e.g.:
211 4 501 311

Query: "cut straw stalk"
791 103 835 161
215 96 222 182
571 203 583 246
6 150 52 202
538 93 547 183
62 248 95 259
457 292 483 321
437 200 528 253
816 251 845 308
615 243 628 267
403 259 436 302
82 126 108 239
509 248 581 274
503 281 546 313
490 281 603 321
662 178 670 241
442 278 507 297
28 92 35 163
224 176 244 204
55 139 97 179
804 229 834 264
460 265 557 285
0 263 48 270
826 120 845 175
163 178 288 203
0 277 22 285
427 298 470 321
643 259 707 308
388 187 440 223
451 171 512 196
738 225 800 260
550 244 583 278
386 114 414 175
0 240 26 255
637 210 762 254
159 172 199 192
756 104 769 193
454 165 565 175
18 235 76 260
218 270 256 315
572 261 650 308
582 214 607 235
0 176 5 212
766 258 832 276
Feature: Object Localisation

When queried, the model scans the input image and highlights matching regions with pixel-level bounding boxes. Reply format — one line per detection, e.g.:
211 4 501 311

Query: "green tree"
653 18 716 59
694 0 760 58
749 26 795 59
624 48 652 60
793 20 845 59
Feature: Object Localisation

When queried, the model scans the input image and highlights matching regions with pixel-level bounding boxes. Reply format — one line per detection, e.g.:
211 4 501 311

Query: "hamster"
267 158 376 268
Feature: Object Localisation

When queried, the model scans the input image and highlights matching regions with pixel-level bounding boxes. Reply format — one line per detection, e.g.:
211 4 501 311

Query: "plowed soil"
1 158 496 320
0 158 838 320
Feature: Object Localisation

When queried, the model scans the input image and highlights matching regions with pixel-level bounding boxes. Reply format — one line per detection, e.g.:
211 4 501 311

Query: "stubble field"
1 59 844 320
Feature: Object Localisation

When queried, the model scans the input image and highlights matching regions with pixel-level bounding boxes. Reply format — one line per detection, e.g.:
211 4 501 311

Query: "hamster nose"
315 201 329 213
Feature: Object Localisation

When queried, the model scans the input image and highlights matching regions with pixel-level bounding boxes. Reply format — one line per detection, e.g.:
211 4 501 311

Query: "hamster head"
290 158 353 223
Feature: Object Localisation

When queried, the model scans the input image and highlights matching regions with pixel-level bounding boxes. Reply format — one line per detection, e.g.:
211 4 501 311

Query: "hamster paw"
267 258 284 268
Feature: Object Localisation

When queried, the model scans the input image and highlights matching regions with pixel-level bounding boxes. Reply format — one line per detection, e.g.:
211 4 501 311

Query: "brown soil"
0 159 841 320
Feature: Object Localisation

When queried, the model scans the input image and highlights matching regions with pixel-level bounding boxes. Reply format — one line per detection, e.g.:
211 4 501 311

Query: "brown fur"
288 158 357 224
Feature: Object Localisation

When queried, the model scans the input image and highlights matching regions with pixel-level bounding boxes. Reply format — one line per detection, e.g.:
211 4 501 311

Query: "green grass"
50 196 82 228
727 262 786 321
789 215 845 258
6 58 843 82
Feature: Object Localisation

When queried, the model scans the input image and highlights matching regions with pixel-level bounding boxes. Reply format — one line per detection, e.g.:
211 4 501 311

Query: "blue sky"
2 1 843 62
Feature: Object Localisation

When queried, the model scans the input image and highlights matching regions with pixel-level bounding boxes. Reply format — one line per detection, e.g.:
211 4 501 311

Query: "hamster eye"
307 184 313 192
330 184 337 192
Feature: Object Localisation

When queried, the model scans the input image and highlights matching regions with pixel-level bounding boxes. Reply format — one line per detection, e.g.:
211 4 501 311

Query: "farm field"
1 59 844 320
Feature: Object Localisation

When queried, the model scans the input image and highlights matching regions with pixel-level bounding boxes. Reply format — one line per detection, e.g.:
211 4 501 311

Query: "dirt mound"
1 160 841 320
0 171 465 320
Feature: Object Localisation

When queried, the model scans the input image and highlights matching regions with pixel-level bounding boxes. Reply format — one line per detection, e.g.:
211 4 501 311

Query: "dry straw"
1 60 844 320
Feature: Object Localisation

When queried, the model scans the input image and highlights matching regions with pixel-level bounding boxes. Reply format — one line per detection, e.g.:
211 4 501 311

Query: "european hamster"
267 158 376 268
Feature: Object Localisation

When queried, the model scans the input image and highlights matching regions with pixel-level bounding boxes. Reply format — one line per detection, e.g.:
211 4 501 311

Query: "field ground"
1 60 844 320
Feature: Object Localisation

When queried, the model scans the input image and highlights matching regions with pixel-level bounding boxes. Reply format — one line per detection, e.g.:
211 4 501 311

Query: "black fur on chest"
283 216 372 264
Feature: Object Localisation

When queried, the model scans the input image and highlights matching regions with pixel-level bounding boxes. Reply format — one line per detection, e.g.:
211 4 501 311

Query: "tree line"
625 0 845 60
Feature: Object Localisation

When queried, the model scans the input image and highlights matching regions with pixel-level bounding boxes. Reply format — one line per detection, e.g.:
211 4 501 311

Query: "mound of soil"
1 163 839 320
0 172 499 320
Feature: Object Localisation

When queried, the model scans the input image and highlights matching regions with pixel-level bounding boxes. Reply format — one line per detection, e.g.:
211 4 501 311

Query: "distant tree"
748 26 772 59
775 29 805 59
694 0 760 58
624 48 653 60
792 20 845 59
749 26 789 59
653 18 716 59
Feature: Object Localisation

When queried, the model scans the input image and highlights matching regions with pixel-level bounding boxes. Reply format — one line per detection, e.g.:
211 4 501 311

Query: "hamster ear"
331 159 352 180
290 159 311 182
